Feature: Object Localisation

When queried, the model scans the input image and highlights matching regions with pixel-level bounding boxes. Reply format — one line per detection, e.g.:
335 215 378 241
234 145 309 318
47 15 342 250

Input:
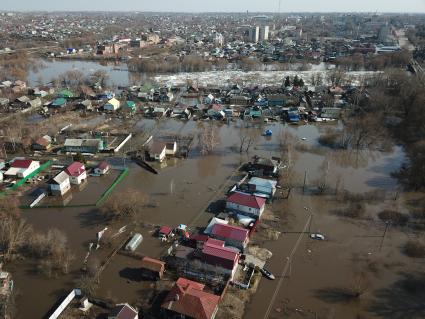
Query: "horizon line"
0 10 424 14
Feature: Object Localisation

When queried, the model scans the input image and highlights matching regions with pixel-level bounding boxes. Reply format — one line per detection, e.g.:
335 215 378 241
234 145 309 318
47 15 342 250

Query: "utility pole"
379 222 390 252
303 170 307 193
308 213 313 235
286 256 292 277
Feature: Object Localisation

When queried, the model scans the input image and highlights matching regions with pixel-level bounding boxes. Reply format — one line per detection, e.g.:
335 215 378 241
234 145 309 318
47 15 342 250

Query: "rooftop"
211 223 249 242
227 192 266 209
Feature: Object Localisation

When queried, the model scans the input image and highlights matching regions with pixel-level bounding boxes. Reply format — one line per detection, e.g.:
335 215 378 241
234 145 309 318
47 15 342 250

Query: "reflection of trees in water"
197 154 220 179
328 149 380 170
369 272 425 319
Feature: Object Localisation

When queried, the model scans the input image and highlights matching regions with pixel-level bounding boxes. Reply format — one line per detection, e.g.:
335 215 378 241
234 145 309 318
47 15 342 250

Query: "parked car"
310 233 325 240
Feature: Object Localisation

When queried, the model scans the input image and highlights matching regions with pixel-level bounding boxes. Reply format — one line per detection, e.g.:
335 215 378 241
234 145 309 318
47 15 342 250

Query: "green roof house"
51 97 67 108
124 101 137 113
58 89 74 99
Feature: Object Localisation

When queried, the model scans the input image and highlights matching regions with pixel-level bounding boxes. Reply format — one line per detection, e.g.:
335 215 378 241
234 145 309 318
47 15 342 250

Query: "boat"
263 129 272 136
260 267 275 280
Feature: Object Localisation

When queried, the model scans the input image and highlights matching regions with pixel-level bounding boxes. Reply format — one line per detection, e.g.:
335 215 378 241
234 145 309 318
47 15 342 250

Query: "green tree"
284 76 291 87
293 75 300 86
73 152 86 164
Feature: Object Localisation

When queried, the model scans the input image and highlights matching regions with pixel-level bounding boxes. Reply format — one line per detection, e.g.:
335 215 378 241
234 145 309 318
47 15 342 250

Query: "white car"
310 233 325 240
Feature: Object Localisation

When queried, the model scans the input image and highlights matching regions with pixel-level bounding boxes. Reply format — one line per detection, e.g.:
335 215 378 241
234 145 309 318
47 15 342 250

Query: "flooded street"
12 116 409 319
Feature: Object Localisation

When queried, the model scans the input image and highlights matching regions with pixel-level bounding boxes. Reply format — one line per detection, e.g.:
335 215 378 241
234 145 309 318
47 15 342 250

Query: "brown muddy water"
12 118 409 319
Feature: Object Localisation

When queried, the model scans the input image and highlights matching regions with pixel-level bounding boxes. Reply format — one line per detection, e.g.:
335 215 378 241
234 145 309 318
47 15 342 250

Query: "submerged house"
149 141 166 162
201 239 240 278
246 177 277 199
210 223 250 250
49 171 71 196
64 162 87 185
94 161 110 175
226 192 266 219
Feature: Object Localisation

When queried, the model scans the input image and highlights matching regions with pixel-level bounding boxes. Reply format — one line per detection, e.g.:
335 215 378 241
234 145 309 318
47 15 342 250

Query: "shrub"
378 210 409 226
336 203 365 219
404 240 425 258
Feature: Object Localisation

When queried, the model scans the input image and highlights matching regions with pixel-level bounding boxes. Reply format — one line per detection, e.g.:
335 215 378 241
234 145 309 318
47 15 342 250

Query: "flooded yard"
10 116 412 319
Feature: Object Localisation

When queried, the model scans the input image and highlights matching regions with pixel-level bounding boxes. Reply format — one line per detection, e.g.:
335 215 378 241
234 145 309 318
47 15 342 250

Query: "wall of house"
50 181 71 195
226 202 260 217
154 149 166 162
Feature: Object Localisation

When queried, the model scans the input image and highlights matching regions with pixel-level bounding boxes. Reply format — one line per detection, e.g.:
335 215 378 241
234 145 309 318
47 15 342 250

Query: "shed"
51 98 67 108
140 256 165 279
104 98 121 111
125 233 143 251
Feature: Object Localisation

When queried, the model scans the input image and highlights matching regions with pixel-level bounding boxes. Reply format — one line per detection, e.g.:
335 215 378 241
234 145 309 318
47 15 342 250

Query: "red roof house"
5 159 40 178
159 226 173 236
64 162 87 185
161 278 220 319
226 192 266 218
202 241 240 277
11 159 33 169
94 161 110 175
210 223 249 250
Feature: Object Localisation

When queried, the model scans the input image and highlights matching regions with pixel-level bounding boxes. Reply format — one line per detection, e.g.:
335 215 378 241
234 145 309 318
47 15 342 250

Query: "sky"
1 0 424 13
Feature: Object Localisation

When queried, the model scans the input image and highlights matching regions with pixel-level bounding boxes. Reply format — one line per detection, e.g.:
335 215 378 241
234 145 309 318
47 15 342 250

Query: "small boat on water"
260 267 276 280
263 129 272 136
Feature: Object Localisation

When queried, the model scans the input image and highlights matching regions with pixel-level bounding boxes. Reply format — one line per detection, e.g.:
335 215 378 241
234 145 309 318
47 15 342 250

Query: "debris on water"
275 308 282 313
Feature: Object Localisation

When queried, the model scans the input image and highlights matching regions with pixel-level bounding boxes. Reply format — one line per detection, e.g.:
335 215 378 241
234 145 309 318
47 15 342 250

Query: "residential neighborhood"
0 2 424 319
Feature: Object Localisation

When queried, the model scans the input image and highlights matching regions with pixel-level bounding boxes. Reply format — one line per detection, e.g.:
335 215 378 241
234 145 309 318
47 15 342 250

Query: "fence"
0 160 52 197
48 289 81 319
95 168 129 206
20 168 129 209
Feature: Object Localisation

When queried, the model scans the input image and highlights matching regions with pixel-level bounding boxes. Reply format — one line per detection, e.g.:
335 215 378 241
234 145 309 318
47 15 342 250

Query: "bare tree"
198 123 220 155
0 217 32 261
101 189 149 221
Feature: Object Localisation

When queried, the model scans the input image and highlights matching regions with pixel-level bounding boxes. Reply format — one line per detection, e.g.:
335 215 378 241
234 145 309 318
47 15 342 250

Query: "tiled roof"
162 278 220 319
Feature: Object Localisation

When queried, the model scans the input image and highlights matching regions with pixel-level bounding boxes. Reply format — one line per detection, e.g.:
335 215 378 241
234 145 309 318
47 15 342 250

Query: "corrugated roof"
211 223 249 242
11 159 33 169
52 171 69 185
227 192 266 209
202 242 239 261
141 256 165 273
65 162 85 177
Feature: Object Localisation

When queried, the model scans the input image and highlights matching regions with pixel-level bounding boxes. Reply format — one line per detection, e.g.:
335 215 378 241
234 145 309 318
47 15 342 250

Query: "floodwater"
13 117 407 319
27 59 147 87
28 59 379 88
